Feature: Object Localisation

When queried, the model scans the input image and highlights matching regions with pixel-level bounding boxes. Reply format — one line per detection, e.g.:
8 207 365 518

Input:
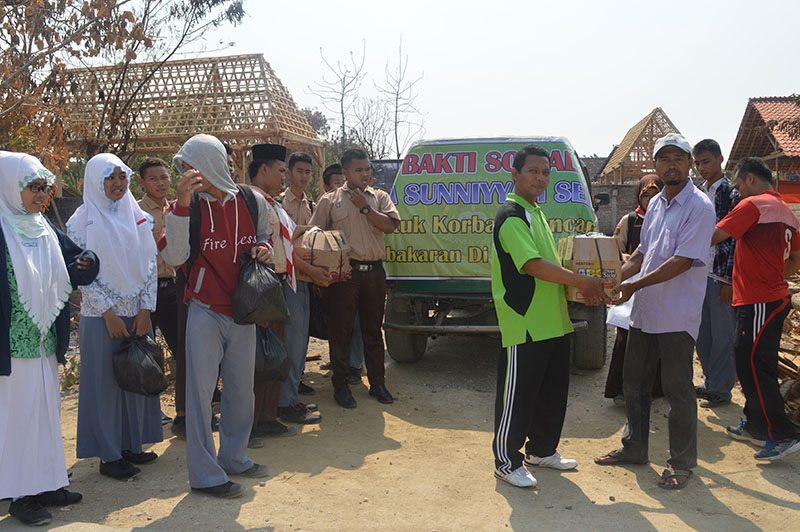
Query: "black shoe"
369 383 394 404
694 386 710 399
211 414 220 432
278 404 322 424
347 366 362 385
231 463 269 478
99 458 140 480
320 362 331 370
35 488 83 507
9 496 52 526
334 386 357 409
122 450 158 465
192 480 244 499
172 416 186 440
298 381 316 395
253 420 298 437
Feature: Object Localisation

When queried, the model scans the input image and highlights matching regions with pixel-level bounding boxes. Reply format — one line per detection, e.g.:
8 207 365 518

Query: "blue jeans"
696 278 737 400
280 281 311 408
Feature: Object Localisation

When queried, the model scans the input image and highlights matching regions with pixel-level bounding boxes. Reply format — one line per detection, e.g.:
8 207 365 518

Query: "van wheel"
570 304 607 370
385 294 428 363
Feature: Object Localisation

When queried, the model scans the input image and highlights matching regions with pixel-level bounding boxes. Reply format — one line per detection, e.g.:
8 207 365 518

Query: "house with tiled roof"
598 107 680 184
728 96 800 177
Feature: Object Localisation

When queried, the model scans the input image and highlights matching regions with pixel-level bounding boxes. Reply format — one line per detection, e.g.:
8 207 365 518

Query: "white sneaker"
524 451 578 470
494 466 538 488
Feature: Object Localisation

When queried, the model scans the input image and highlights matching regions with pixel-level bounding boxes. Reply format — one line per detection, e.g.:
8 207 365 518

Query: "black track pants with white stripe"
493 334 570 473
734 297 798 441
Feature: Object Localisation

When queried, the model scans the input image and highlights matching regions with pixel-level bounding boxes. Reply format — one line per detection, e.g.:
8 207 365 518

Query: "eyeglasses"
26 183 53 194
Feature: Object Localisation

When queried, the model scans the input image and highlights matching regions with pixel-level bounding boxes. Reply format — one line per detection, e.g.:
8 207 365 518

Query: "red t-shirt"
717 190 800 306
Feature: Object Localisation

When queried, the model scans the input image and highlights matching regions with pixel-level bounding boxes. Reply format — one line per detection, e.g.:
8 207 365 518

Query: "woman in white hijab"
67 153 162 482
0 151 98 526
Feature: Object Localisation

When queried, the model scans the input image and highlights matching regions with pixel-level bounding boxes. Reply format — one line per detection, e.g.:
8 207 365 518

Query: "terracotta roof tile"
752 97 800 157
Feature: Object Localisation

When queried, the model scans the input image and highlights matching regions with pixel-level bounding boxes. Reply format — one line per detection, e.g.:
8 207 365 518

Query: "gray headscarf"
173 134 238 200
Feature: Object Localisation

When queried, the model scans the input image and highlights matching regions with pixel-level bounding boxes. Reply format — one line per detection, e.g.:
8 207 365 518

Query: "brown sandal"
658 468 693 490
594 448 645 465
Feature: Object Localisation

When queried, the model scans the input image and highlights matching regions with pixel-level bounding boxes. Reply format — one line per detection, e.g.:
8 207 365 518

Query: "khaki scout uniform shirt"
309 182 400 262
279 187 313 282
138 194 176 279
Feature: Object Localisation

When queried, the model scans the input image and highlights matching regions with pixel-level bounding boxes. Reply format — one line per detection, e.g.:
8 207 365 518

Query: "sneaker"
334 386 357 409
253 420 298 437
612 394 625 407
35 488 83 507
700 393 732 408
278 404 322 424
754 438 800 461
9 496 52 526
171 416 186 440
122 450 158 465
248 436 265 449
299 402 318 412
231 463 269 478
369 383 394 404
99 458 140 480
298 381 316 396
192 481 243 499
726 418 767 447
524 451 577 470
494 466 537 488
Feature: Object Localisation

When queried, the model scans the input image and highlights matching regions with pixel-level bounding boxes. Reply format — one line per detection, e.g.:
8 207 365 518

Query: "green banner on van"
384 138 597 280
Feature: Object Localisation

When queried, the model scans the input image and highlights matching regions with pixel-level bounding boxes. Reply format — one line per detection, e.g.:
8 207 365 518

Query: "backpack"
181 184 260 279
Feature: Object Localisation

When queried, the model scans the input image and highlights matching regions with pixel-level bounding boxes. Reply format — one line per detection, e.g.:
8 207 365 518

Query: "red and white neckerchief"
264 194 297 292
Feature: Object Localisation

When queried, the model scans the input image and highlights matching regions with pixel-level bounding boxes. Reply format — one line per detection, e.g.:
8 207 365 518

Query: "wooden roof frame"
599 107 680 184
54 53 325 187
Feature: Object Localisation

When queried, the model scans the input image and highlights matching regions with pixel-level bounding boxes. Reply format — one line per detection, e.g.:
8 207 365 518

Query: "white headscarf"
0 151 72 334
66 154 157 300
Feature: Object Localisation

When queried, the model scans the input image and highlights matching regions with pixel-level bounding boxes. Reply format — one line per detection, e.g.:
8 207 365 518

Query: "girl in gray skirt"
67 153 162 480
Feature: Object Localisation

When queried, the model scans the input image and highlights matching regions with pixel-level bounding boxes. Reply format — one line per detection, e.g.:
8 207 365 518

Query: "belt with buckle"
157 278 175 289
350 260 381 272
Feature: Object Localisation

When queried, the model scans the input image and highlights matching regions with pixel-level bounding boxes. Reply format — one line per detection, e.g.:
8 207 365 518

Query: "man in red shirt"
712 157 800 461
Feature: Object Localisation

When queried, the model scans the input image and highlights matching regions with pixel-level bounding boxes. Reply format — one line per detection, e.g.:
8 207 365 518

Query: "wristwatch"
359 204 371 215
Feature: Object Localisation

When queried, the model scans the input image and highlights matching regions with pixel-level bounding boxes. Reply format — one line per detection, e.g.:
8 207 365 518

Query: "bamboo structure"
54 54 324 187
598 108 680 184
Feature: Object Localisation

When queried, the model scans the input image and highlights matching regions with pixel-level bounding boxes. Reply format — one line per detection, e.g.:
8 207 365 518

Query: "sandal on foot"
594 449 645 465
658 468 692 490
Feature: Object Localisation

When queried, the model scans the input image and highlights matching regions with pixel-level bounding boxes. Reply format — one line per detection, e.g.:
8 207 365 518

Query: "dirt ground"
2 331 800 532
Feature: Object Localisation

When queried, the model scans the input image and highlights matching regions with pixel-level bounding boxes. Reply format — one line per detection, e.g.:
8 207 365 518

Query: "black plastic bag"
255 326 290 382
308 285 328 340
112 335 168 397
232 255 289 325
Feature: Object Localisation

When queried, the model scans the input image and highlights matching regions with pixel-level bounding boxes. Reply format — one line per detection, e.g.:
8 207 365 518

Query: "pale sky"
195 0 800 161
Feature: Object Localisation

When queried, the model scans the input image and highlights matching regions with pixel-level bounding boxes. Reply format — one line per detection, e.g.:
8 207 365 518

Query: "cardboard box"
299 226 351 283
558 234 622 303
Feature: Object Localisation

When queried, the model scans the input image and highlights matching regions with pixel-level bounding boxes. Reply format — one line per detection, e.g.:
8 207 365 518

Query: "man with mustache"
595 134 715 490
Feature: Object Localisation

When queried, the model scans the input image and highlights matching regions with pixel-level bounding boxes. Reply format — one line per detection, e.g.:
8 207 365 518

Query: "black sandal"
658 468 693 490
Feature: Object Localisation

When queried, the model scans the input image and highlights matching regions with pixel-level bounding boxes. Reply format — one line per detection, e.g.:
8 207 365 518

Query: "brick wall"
592 184 639 235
